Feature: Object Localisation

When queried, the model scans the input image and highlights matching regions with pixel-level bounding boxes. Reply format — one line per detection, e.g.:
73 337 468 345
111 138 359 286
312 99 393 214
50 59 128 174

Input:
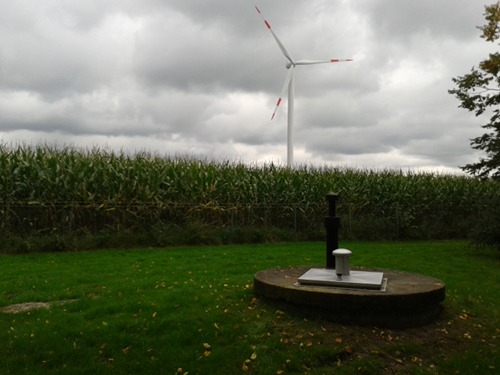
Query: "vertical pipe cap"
332 248 352 256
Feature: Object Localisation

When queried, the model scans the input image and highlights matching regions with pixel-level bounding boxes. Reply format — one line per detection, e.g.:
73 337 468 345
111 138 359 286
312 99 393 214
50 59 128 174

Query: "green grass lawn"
0 241 498 374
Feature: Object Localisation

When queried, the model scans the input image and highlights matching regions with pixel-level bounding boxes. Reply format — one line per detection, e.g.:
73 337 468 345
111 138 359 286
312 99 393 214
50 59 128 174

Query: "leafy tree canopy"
449 2 500 180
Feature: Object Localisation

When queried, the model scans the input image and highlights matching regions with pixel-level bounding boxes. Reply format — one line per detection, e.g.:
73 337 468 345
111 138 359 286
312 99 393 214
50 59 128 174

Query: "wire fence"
0 201 484 241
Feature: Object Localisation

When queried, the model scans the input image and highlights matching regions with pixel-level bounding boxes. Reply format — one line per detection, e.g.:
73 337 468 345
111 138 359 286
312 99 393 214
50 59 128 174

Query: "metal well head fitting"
332 248 352 278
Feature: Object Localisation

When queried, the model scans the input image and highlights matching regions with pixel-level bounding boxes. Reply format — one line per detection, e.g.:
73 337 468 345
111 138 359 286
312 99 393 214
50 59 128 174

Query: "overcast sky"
0 0 495 173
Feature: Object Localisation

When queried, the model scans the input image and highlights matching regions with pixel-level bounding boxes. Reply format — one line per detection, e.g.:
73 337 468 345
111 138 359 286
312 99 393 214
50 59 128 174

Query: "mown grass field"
0 241 498 374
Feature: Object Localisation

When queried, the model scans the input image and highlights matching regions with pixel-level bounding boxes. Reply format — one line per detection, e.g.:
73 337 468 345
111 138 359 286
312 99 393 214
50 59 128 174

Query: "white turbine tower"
255 6 352 167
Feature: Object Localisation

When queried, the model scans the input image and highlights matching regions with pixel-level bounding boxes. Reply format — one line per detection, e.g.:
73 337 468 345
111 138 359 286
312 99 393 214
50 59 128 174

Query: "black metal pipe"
325 192 340 269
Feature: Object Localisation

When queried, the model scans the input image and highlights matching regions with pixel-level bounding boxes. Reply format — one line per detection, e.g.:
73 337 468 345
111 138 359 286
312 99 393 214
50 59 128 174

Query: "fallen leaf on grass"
459 313 469 320
242 359 252 371
203 342 212 357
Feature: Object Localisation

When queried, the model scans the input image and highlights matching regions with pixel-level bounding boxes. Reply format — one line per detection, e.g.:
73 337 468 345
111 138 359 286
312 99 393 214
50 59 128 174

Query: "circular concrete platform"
254 267 445 328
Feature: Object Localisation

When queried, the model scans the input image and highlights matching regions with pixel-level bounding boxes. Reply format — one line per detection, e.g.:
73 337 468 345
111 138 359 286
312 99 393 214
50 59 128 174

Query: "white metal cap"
332 248 352 256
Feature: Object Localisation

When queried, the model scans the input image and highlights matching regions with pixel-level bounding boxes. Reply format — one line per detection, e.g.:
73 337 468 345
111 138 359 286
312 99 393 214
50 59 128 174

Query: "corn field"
1 144 498 251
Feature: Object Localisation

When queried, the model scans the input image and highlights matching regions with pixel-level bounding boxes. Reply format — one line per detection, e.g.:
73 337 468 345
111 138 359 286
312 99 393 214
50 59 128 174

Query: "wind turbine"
255 5 352 167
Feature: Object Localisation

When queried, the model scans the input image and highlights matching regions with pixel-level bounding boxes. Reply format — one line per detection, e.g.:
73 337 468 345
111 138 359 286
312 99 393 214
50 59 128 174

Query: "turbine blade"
255 6 294 64
271 68 294 120
295 58 353 65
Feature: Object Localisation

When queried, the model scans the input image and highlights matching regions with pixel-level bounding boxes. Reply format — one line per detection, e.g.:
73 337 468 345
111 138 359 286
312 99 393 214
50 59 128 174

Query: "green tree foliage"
449 2 500 180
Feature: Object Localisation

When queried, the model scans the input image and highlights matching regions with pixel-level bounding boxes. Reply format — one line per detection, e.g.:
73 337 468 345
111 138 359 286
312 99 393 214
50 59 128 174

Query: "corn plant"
0 143 498 251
